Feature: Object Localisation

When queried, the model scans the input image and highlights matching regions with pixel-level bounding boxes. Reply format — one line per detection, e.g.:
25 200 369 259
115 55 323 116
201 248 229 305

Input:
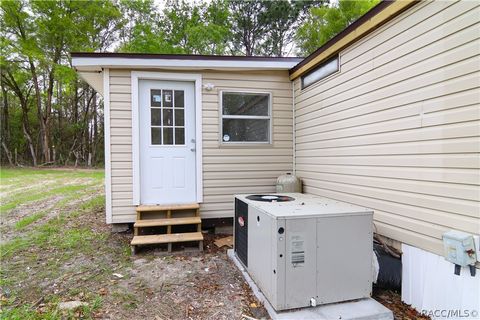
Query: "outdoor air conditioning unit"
234 193 373 311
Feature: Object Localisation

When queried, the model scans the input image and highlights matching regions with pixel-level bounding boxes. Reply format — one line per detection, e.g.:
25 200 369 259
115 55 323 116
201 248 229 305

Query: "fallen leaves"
98 287 108 296
214 236 233 248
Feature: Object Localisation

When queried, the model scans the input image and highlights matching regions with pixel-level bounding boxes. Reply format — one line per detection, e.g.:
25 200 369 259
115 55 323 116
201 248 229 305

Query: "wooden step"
131 232 204 246
134 217 201 228
136 203 199 212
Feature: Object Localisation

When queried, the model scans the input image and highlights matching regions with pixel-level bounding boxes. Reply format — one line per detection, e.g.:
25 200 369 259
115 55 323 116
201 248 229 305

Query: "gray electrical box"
234 193 373 311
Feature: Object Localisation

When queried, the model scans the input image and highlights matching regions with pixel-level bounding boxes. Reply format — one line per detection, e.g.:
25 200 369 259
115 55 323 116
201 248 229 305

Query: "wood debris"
214 236 233 248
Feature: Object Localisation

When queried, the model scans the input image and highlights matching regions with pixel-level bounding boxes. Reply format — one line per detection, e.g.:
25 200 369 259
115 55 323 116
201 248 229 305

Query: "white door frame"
131 71 203 205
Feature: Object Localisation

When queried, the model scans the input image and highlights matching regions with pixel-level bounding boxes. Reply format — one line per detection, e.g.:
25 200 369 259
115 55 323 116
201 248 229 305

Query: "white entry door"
139 80 196 204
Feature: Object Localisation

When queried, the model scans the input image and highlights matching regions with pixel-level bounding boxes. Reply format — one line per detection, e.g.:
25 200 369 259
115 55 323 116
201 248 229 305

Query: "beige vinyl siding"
293 0 480 256
108 69 293 223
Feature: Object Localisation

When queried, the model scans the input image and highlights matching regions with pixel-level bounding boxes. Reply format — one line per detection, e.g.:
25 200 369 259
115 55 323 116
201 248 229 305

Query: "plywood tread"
134 217 201 228
131 232 204 246
136 203 199 212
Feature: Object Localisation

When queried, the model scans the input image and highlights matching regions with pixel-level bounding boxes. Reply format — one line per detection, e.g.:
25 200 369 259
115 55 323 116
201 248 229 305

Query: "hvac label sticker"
290 233 305 266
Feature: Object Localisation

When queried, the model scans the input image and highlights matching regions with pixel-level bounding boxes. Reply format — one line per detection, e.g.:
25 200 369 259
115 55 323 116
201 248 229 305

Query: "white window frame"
149 88 186 147
219 90 272 145
301 55 339 89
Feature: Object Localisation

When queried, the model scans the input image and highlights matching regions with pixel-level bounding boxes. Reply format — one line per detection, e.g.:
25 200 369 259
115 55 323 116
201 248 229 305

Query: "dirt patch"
103 251 259 319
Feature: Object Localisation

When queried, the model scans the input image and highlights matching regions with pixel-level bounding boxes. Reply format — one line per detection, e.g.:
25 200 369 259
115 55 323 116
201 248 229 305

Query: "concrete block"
111 223 130 233
228 249 393 320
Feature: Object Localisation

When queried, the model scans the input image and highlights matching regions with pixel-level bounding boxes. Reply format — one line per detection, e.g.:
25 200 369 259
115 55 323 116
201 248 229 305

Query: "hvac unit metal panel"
234 193 373 311
234 198 248 267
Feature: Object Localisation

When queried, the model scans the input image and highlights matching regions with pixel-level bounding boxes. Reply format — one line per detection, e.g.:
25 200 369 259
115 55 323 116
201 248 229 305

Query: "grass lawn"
0 167 127 319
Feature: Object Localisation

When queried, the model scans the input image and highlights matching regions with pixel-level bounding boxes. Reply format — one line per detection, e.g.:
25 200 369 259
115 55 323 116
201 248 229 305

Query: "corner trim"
103 69 113 224
131 71 204 205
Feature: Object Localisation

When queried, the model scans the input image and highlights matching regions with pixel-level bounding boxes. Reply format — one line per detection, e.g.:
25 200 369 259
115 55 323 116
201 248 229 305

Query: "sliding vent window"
301 56 339 89
150 89 185 145
221 92 271 143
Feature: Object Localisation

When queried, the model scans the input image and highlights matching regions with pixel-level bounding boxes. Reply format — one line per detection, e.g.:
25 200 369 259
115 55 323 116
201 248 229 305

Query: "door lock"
190 148 196 152
191 138 196 143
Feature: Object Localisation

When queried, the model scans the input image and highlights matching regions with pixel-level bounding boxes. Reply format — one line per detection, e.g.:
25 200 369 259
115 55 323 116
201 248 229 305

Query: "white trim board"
131 71 204 205
103 69 113 224
73 57 300 70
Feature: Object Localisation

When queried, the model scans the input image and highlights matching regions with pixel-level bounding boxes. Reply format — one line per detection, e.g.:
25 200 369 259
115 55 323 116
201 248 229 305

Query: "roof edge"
289 0 419 80
71 52 303 62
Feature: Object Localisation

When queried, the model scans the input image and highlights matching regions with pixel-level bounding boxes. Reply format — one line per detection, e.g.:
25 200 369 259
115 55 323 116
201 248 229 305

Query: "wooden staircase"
131 203 203 254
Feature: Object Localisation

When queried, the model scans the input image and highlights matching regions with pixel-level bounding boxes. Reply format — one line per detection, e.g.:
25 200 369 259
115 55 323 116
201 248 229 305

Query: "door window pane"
151 109 161 126
222 92 269 116
174 90 184 108
222 119 269 142
163 109 173 126
150 89 187 146
174 109 184 126
151 90 162 107
163 90 173 108
163 127 173 145
151 127 162 145
175 128 185 145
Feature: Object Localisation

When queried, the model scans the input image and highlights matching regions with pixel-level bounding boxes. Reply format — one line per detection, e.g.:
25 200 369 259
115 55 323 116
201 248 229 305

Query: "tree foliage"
1 0 123 166
1 0 381 166
295 0 380 55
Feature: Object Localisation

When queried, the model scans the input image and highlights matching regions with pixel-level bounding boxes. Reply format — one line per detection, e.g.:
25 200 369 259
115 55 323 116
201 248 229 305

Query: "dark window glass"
174 109 184 126
151 108 161 126
174 90 184 108
222 119 269 142
163 109 173 126
151 127 161 145
175 128 185 145
163 127 173 145
222 93 269 116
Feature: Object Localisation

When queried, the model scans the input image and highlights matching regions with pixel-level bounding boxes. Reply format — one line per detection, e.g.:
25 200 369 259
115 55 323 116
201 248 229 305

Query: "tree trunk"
19 95 37 166
1 84 13 165
2 142 14 166
24 124 37 166
29 60 49 163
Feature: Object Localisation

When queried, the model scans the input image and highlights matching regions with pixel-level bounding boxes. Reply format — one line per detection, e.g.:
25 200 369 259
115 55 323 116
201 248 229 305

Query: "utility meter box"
442 230 477 267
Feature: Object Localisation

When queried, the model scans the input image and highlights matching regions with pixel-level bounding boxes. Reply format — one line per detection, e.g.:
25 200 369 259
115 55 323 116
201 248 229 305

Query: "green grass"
0 168 123 320
0 167 104 214
0 305 60 320
1 195 105 259
0 295 104 320
0 167 104 181
14 211 47 230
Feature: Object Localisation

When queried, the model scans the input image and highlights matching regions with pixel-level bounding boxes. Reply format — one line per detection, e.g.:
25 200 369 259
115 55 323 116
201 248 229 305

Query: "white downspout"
292 80 296 175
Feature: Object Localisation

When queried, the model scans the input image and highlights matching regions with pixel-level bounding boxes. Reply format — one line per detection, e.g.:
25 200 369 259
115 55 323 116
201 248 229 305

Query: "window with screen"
221 91 271 143
301 55 339 89
150 89 185 145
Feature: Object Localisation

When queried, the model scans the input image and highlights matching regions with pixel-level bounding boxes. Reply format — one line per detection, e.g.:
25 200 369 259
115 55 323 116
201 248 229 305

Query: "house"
72 0 479 316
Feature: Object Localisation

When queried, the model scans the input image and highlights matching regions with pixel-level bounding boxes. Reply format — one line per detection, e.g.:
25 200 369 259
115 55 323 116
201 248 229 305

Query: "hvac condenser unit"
234 193 373 311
